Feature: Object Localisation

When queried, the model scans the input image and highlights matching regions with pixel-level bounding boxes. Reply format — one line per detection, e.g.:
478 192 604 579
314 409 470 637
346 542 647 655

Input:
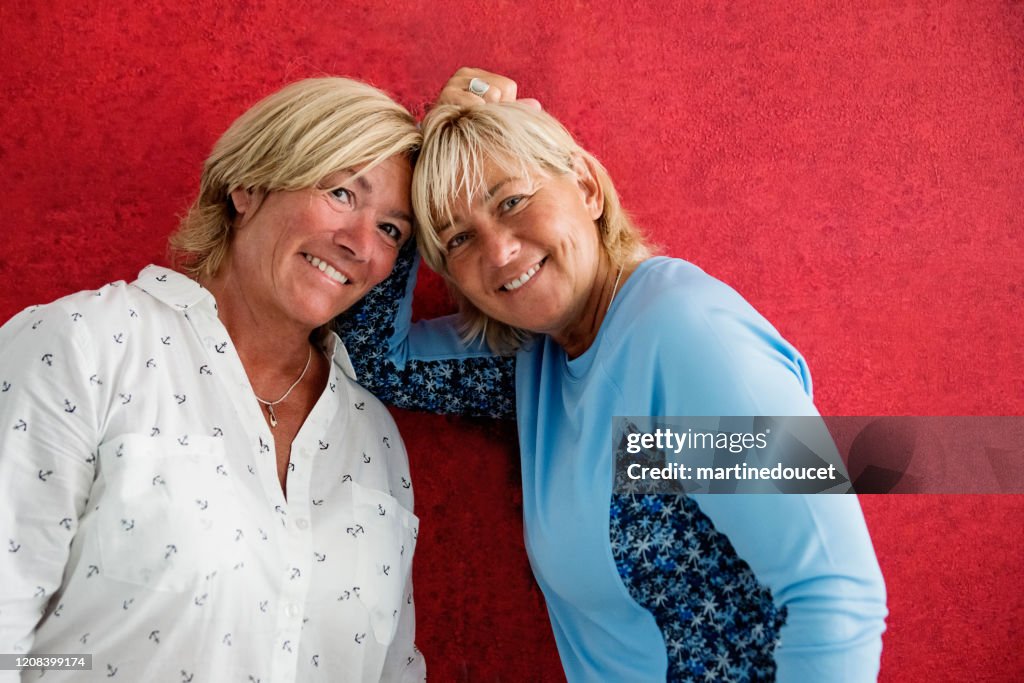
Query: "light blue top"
337 252 887 681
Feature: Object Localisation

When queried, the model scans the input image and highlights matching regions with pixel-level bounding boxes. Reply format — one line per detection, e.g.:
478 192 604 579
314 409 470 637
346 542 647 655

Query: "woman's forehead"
449 154 540 204
321 155 412 187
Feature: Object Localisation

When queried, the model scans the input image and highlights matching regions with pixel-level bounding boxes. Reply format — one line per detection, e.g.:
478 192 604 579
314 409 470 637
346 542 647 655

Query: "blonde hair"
412 102 652 353
171 77 420 278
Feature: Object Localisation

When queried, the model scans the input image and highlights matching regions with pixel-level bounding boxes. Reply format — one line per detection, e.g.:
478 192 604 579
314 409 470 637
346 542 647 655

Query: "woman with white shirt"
0 77 423 682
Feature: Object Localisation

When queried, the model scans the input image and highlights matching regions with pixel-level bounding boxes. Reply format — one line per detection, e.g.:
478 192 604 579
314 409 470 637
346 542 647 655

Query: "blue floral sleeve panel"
335 241 516 420
610 493 786 681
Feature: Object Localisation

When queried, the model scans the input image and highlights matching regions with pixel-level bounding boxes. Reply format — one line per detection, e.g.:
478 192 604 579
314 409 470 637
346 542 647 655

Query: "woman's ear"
571 154 604 221
229 187 263 226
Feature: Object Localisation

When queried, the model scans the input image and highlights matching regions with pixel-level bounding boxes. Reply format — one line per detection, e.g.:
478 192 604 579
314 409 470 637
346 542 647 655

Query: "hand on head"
436 67 542 110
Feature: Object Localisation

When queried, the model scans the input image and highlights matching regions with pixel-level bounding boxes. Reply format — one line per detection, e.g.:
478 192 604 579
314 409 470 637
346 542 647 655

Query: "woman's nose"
480 225 520 267
334 211 376 261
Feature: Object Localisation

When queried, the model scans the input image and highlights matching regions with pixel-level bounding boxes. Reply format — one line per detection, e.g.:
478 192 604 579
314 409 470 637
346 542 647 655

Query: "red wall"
2 2 1021 680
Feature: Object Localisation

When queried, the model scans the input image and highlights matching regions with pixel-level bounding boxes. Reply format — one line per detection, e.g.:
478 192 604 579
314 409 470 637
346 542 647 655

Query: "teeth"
304 253 349 284
502 262 542 291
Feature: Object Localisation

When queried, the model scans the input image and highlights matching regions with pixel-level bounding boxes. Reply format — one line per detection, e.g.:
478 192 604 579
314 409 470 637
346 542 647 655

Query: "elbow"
779 565 887 646
773 570 888 681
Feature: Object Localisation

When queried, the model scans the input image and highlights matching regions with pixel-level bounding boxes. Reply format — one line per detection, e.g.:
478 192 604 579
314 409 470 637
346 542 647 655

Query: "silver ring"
468 77 490 96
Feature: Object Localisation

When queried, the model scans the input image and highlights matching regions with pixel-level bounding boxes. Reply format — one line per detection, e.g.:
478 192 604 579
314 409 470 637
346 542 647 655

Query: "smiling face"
438 156 609 344
225 155 413 330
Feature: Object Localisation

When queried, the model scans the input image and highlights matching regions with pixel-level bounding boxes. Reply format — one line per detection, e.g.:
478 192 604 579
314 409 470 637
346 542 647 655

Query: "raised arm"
335 67 542 419
335 241 516 419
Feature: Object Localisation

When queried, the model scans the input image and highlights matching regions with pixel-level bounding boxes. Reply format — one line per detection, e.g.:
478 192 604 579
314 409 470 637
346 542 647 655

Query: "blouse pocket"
93 433 242 592
351 483 419 646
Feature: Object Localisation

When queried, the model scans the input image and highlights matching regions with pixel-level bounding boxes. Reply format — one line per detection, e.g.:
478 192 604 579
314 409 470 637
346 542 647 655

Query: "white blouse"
0 266 424 682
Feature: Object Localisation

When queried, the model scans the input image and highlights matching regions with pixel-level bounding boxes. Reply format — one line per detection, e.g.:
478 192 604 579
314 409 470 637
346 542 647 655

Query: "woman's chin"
488 308 563 337
289 283 367 328
284 300 343 331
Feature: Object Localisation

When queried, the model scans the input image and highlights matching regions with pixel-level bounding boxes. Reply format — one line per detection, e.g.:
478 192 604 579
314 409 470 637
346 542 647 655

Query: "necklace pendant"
253 345 312 431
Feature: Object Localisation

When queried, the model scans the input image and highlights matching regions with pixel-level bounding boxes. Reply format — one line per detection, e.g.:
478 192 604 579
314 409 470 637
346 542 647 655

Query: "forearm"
692 493 887 681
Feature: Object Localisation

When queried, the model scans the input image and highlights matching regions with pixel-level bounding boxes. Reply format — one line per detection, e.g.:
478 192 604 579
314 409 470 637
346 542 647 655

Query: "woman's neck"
198 267 318 385
553 255 633 360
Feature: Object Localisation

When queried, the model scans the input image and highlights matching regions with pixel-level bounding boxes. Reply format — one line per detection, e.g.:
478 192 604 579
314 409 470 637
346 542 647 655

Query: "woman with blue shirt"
339 69 887 682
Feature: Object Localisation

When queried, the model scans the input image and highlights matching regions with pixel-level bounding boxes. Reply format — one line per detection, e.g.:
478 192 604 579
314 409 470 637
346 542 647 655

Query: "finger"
451 66 482 81
490 78 517 102
473 73 517 102
479 84 506 103
437 68 527 108
437 84 485 108
452 67 520 102
517 97 543 110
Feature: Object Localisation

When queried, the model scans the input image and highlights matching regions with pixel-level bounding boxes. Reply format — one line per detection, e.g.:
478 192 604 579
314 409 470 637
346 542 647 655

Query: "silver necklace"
607 265 625 315
254 346 312 428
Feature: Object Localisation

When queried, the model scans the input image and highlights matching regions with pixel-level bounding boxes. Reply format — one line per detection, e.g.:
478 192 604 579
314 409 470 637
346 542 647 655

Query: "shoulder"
605 257 814 413
1 269 194 380
4 267 182 324
0 282 147 416
625 257 760 323
615 257 780 355
1 278 138 349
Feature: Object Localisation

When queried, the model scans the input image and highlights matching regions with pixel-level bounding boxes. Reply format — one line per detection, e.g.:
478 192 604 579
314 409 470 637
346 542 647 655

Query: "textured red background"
2 1 1022 680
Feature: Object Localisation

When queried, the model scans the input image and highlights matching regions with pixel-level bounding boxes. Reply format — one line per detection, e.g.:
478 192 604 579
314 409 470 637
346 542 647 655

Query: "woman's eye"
500 195 524 212
379 223 402 242
446 233 470 251
329 187 353 205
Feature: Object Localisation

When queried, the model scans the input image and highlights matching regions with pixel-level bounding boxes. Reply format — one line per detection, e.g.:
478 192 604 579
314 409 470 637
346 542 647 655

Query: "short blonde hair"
171 77 420 278
412 102 652 353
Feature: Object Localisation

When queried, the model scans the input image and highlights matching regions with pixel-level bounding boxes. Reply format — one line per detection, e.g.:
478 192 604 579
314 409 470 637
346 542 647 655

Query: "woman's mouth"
304 253 349 284
501 258 546 291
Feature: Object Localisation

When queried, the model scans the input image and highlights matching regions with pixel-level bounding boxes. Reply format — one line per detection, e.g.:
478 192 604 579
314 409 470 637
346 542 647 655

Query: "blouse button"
295 518 310 531
286 602 302 618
